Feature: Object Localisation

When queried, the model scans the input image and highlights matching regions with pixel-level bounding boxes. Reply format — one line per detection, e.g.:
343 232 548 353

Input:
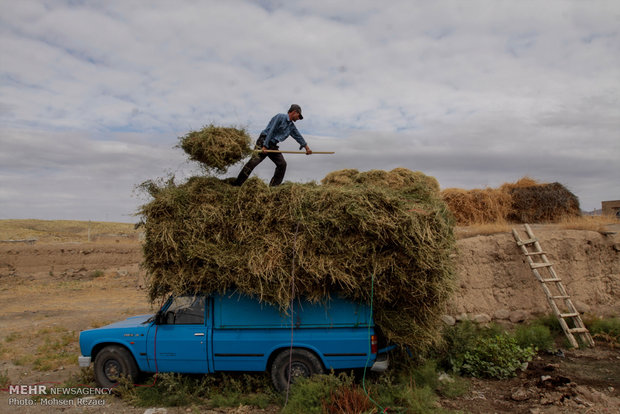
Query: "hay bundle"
178 125 252 173
441 188 512 225
501 178 581 223
139 169 456 349
322 168 440 199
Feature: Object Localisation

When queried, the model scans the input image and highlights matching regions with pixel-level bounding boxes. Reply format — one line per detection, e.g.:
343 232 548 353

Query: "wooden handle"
253 150 335 154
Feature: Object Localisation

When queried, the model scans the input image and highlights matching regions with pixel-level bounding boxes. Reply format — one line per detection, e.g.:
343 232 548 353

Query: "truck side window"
163 296 205 325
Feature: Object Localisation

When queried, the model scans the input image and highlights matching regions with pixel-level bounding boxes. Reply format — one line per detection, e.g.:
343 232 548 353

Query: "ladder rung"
515 224 593 349
530 262 553 269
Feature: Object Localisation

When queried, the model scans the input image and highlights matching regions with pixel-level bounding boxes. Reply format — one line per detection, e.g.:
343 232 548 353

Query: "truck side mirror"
155 311 164 325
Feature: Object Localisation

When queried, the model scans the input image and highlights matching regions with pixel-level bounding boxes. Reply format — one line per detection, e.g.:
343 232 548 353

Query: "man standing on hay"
234 104 312 187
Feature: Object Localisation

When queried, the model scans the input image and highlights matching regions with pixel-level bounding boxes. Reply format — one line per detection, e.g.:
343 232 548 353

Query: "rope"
284 221 301 407
362 266 387 413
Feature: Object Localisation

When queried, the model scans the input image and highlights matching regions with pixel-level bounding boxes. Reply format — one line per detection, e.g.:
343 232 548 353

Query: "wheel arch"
266 345 326 373
91 342 138 365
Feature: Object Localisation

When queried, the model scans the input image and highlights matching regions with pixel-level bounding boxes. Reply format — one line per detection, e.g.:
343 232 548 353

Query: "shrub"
461 334 535 379
372 374 443 414
587 317 620 345
0 369 9 389
120 373 210 407
530 314 563 335
395 358 469 400
90 270 104 278
435 320 479 373
208 373 276 409
323 382 373 414
282 373 349 414
588 317 620 337
436 374 469 399
117 372 276 408
435 320 504 373
515 324 555 352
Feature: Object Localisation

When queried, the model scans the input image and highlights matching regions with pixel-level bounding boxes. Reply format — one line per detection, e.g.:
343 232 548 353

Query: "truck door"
146 295 210 373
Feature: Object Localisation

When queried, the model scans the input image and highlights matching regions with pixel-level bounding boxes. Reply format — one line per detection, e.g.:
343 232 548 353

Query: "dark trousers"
234 135 287 187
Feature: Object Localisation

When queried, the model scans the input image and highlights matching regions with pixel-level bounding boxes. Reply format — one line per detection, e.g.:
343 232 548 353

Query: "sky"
1 0 619 222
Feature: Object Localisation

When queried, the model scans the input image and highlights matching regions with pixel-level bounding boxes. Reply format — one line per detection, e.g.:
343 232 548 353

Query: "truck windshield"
161 295 205 325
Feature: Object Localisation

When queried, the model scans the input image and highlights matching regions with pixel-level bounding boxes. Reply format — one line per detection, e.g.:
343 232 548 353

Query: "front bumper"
78 355 91 368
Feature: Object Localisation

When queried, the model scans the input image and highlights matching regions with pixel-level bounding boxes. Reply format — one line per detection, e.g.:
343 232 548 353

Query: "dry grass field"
0 219 139 243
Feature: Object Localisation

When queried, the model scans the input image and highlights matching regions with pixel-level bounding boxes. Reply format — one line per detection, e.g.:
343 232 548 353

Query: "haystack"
442 177 581 225
139 168 456 350
501 178 581 222
178 124 252 173
441 188 512 225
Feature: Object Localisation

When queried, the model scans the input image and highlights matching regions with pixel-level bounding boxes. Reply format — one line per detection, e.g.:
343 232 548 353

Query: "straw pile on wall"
178 125 252 173
139 167 456 350
501 178 581 223
441 177 581 225
440 188 512 225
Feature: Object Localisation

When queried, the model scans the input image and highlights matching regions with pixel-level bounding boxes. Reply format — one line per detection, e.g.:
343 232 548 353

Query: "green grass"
514 324 555 352
0 369 9 388
529 314 563 335
282 373 350 414
586 316 620 345
3 326 78 371
114 372 278 409
93 318 592 411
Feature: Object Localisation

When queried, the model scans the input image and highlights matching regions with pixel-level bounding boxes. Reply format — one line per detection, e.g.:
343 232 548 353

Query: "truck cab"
79 292 388 391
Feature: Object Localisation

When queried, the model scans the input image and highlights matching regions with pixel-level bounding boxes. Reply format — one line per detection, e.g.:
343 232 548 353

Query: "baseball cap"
288 104 303 119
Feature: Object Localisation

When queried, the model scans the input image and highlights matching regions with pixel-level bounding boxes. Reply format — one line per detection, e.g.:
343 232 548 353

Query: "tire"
94 345 139 388
270 348 324 392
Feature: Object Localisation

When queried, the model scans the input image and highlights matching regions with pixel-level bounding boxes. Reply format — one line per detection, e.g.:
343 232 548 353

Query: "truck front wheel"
270 349 324 392
94 345 139 388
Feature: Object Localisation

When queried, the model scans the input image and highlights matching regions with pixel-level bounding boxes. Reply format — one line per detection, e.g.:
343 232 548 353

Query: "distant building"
601 200 620 217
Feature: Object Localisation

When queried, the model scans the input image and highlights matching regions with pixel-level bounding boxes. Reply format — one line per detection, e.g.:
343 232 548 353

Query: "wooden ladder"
512 224 594 348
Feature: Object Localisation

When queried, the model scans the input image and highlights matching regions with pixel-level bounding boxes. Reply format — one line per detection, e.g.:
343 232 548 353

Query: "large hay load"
139 164 456 350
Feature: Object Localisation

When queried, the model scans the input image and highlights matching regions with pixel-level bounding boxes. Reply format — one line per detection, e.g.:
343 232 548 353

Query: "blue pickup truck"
79 292 388 390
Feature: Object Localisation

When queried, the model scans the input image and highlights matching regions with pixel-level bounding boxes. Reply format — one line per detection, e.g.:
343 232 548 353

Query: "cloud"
1 0 619 220
0 128 193 221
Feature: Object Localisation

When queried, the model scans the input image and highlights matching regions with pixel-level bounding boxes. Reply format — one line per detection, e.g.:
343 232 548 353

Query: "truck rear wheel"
270 349 324 392
94 345 139 388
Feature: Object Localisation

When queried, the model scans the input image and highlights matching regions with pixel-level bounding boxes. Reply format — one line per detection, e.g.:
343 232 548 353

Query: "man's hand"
262 146 268 154
305 145 312 155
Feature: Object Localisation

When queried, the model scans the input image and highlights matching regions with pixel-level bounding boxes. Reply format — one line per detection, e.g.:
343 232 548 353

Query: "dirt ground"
0 225 619 413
